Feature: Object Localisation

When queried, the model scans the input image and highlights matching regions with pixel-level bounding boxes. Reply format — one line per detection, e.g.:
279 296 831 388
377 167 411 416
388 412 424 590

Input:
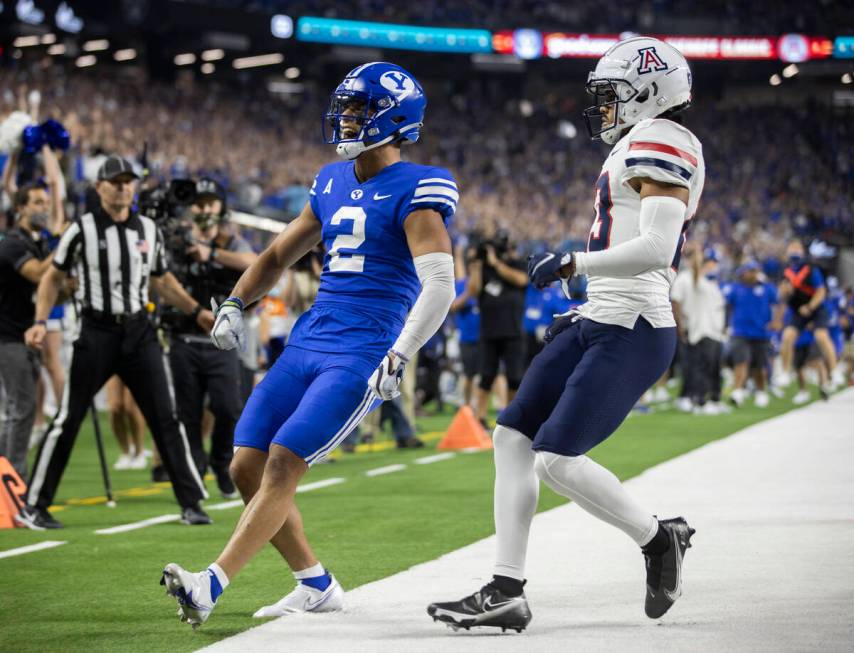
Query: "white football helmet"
583 36 692 145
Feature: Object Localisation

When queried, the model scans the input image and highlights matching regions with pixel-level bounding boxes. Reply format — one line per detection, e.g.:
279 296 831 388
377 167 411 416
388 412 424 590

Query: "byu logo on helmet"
323 62 427 161
636 47 668 75
379 71 415 100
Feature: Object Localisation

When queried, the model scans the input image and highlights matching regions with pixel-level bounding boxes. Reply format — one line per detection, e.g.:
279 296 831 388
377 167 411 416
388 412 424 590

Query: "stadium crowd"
1 59 853 484
194 0 847 35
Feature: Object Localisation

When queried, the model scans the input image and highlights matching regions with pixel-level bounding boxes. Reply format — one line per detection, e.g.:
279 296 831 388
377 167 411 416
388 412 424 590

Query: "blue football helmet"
323 62 426 160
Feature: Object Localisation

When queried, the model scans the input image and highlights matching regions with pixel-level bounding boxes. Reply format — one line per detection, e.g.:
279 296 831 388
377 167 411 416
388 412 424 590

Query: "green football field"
0 388 826 653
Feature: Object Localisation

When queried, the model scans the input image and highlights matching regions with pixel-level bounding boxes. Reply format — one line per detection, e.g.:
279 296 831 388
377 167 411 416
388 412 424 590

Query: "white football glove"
210 297 246 351
368 351 407 401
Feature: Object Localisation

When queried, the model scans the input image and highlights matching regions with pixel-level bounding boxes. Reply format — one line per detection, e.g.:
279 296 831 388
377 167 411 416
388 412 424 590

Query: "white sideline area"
202 389 854 653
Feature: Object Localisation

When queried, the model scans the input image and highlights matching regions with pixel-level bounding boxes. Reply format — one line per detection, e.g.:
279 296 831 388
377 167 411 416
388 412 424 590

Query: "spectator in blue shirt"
723 261 778 407
522 285 574 366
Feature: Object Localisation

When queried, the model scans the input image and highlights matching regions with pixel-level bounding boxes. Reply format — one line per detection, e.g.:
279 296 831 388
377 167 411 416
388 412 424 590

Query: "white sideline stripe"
95 514 180 535
0 540 67 560
94 478 346 534
365 464 406 477
208 500 244 511
413 453 456 465
297 477 345 492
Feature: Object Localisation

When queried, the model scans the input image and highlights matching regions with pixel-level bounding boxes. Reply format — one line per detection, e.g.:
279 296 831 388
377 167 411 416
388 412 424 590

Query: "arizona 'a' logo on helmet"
583 37 692 145
636 46 669 75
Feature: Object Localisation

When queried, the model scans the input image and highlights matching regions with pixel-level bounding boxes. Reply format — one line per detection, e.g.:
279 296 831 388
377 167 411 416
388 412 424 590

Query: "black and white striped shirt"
53 207 168 315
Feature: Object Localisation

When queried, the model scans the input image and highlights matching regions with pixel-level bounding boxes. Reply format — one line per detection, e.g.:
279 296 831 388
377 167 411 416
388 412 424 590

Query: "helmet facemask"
583 77 642 145
323 91 400 160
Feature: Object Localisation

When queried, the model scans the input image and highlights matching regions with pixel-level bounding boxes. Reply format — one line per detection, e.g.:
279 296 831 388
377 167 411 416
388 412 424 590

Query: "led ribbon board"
493 31 834 61
297 17 492 53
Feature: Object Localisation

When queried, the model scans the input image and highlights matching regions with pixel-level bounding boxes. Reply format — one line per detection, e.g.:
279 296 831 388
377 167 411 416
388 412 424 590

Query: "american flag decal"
136 240 149 253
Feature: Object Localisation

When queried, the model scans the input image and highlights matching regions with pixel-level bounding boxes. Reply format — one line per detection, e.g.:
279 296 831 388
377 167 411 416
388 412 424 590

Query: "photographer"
163 178 257 498
466 229 528 425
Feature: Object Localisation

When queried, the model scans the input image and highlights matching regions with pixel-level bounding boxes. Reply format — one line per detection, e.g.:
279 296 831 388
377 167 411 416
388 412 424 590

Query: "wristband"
223 296 245 311
390 349 410 364
35 319 47 327
210 245 218 261
190 304 202 319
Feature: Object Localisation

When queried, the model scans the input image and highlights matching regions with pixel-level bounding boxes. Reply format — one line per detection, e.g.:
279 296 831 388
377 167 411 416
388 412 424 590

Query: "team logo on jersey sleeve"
379 71 415 100
636 46 668 75
350 189 364 200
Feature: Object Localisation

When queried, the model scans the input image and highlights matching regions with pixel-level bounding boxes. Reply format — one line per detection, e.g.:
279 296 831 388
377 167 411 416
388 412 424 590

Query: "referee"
16 155 215 529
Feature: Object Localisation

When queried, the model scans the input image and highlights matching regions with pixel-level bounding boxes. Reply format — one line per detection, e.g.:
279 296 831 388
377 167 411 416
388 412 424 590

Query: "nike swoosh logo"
482 598 512 611
531 253 555 275
373 193 392 200
663 532 683 602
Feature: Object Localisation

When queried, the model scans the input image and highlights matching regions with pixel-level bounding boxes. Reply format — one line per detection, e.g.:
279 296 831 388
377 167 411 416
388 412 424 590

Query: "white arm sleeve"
573 195 686 278
391 252 456 361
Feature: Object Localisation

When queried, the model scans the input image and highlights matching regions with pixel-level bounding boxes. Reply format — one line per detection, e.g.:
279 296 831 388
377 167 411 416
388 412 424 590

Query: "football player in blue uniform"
162 62 456 628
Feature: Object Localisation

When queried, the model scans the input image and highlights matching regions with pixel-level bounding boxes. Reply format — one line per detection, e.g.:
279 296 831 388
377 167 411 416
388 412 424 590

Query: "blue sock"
207 564 229 603
300 572 332 592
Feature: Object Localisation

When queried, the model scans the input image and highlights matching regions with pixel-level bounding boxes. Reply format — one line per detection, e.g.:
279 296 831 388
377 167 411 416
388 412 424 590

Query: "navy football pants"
498 317 676 456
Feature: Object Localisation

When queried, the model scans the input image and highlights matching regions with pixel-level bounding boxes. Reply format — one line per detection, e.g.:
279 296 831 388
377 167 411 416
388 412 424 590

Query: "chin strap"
336 132 398 160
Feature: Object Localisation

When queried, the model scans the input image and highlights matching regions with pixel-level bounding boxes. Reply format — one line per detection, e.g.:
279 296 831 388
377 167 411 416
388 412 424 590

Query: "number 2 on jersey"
588 173 613 252
328 206 366 272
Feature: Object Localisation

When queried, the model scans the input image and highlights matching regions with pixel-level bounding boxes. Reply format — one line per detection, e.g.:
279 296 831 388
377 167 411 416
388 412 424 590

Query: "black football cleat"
181 504 212 525
427 583 532 633
14 505 64 530
644 517 696 619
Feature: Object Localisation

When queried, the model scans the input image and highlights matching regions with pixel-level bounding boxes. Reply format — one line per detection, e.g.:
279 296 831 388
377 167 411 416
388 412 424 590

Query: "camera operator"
164 178 257 498
466 228 528 425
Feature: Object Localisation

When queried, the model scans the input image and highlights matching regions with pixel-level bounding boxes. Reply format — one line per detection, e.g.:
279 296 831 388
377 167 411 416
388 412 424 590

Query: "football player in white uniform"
428 36 704 632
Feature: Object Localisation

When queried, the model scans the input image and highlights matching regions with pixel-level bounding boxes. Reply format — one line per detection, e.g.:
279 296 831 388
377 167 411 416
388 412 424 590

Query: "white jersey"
577 118 705 329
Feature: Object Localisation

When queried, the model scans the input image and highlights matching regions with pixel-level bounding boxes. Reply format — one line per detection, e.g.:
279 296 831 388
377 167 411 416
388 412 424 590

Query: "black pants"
26 316 207 510
684 337 722 405
479 336 525 391
169 338 242 478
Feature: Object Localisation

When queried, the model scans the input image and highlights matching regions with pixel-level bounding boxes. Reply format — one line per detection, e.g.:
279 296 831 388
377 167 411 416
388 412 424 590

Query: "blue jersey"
723 281 778 340
454 278 480 344
288 160 457 360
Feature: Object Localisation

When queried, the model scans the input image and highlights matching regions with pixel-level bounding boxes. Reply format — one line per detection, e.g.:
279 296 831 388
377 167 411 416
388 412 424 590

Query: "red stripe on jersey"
629 141 698 167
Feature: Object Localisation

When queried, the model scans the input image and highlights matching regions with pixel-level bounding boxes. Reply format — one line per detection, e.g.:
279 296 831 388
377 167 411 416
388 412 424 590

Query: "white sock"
208 563 230 592
534 451 657 546
492 425 539 581
293 562 325 580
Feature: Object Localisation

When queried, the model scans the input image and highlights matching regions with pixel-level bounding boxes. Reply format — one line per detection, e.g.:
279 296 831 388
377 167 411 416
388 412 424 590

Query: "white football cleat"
754 390 770 408
161 563 219 629
675 397 693 413
253 575 344 618
113 453 134 470
792 390 810 405
773 371 792 389
652 386 670 403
